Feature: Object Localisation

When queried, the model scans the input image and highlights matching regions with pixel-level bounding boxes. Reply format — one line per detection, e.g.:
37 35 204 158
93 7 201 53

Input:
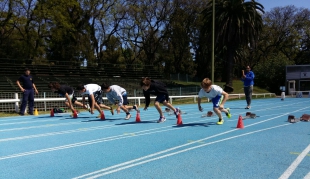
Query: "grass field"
173 79 270 94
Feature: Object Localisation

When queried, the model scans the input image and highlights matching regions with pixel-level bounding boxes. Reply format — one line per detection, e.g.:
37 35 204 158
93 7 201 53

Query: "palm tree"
202 0 264 86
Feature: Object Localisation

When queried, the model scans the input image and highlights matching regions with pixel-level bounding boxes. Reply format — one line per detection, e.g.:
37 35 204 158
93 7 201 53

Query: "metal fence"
0 91 276 114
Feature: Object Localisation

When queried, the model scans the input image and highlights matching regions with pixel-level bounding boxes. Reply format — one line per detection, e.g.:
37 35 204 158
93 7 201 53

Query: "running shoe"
226 108 231 118
157 116 166 123
217 118 224 125
125 113 131 120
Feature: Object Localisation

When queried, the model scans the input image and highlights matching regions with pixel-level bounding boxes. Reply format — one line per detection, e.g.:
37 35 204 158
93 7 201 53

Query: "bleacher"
0 62 164 93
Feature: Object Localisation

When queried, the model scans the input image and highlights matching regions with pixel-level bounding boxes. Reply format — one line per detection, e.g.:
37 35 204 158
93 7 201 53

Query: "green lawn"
172 80 270 94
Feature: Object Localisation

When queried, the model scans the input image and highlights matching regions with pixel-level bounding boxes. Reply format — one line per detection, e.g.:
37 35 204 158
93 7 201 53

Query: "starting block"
164 108 171 113
167 109 186 115
242 112 258 120
201 111 214 118
287 115 300 123
287 114 310 123
300 114 310 122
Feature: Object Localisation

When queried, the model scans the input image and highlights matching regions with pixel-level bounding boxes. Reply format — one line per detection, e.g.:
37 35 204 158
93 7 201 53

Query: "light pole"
211 0 215 82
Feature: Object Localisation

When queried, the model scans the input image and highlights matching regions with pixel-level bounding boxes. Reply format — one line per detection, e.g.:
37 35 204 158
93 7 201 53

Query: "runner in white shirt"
101 83 139 120
76 84 114 115
197 78 231 125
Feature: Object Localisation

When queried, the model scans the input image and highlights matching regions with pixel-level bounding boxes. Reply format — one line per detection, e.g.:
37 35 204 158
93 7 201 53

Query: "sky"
256 0 310 12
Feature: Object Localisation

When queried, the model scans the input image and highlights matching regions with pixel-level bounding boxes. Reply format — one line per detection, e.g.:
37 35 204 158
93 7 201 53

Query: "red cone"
50 108 54 117
136 111 141 122
177 114 183 125
237 115 244 129
100 111 105 120
73 110 78 118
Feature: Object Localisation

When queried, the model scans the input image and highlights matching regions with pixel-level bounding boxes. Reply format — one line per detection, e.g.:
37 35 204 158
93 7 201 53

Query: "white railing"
0 93 276 112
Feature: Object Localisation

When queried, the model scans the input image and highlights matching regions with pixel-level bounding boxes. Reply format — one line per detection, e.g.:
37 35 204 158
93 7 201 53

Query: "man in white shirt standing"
76 84 114 115
101 83 139 120
197 78 231 125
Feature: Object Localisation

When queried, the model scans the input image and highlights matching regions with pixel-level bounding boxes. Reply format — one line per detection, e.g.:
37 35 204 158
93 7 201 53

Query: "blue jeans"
244 86 253 106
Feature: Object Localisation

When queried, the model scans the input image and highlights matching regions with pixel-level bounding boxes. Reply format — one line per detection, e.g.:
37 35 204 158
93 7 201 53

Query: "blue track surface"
0 98 310 179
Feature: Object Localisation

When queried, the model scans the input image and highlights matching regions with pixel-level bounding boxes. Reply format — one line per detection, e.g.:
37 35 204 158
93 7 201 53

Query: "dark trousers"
20 89 34 114
244 86 253 106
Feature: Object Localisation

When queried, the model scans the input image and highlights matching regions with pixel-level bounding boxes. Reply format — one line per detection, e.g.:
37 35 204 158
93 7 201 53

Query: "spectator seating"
0 62 164 92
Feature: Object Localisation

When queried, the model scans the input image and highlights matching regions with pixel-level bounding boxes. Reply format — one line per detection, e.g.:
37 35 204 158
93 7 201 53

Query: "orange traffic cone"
72 110 78 118
50 108 54 117
136 111 141 122
100 111 105 120
177 114 183 125
236 115 244 129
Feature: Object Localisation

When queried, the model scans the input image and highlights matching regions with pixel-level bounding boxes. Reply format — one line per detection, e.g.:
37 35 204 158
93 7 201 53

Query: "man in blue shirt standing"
16 68 39 115
241 66 255 109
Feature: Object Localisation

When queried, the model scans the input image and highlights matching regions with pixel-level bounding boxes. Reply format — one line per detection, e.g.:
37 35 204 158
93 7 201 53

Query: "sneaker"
133 105 140 113
217 118 224 125
110 106 114 115
226 108 231 118
157 116 166 123
245 106 250 109
125 113 131 120
174 108 180 118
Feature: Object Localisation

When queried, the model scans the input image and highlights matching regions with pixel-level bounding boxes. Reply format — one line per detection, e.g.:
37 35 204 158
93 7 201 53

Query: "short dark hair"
76 84 85 90
140 77 151 87
24 68 30 71
101 82 110 90
48 82 60 89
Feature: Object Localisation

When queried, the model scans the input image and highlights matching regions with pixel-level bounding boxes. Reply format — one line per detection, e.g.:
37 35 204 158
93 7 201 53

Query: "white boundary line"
279 144 310 179
304 172 310 179
0 111 285 142
0 105 308 160
75 123 292 179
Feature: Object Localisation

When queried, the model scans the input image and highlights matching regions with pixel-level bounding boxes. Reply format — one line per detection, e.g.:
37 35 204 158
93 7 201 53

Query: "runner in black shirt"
48 82 89 113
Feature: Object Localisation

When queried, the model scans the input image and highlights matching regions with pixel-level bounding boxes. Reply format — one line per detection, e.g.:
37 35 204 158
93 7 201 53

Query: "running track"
0 98 309 179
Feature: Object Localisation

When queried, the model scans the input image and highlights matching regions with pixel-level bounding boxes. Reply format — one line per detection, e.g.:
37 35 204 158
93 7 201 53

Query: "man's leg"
244 87 250 106
28 89 34 115
20 91 29 115
247 86 253 107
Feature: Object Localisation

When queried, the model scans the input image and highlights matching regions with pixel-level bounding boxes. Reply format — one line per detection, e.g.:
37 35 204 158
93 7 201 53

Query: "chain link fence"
0 86 201 116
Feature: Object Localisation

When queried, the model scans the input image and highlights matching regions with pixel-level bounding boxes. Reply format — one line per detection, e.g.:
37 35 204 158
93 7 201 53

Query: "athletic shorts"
88 90 103 106
211 95 224 108
155 94 169 103
65 93 77 103
121 92 129 105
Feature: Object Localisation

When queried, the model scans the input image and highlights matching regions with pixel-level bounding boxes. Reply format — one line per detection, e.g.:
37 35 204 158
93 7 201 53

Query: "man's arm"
197 97 203 111
143 91 150 110
221 91 229 106
89 94 95 109
16 80 25 92
65 93 73 110
32 83 38 94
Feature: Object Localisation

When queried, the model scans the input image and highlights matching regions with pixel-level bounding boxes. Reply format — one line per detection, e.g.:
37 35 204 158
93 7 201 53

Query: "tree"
119 0 174 66
202 0 264 86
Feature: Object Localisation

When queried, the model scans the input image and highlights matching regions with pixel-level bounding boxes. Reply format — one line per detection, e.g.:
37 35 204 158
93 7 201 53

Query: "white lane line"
72 107 309 179
1 106 308 161
75 123 291 179
304 172 310 179
0 127 184 160
279 144 310 179
0 111 283 142
0 121 81 132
